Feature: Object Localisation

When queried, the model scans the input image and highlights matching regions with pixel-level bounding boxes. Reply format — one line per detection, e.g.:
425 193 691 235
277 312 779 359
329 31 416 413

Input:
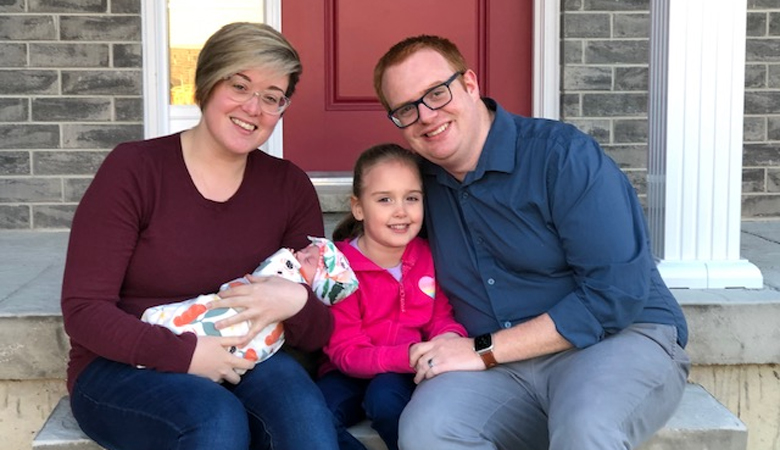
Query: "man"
373 35 690 450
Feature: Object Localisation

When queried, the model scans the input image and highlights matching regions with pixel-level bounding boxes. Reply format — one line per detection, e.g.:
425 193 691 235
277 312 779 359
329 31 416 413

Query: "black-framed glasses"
223 74 291 115
387 71 464 128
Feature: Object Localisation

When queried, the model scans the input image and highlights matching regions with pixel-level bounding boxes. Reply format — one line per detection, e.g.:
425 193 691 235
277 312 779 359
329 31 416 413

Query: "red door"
282 0 533 173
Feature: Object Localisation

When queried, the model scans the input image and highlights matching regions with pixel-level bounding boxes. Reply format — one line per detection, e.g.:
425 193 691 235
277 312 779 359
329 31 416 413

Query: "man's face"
380 49 483 175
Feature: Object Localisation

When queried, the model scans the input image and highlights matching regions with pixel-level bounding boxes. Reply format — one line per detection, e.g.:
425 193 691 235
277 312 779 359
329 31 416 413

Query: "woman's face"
200 66 290 156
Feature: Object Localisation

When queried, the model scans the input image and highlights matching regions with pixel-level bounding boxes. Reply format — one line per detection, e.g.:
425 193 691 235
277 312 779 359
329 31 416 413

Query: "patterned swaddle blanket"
141 237 358 367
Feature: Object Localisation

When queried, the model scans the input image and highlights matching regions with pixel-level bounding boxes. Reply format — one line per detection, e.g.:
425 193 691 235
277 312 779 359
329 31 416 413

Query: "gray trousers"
398 323 690 450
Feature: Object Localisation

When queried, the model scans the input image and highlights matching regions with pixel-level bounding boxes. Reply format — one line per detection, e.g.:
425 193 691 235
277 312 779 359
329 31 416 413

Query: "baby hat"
308 236 359 305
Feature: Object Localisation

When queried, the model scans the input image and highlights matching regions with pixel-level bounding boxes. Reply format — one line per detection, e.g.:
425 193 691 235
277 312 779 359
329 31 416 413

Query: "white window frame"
141 0 558 160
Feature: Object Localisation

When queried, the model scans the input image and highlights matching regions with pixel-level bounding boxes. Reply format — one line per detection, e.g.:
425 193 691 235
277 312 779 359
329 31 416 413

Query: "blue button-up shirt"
422 99 688 348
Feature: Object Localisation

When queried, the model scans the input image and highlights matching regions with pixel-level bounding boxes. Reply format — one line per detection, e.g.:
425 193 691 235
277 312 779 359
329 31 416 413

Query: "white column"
647 0 762 289
533 0 560 120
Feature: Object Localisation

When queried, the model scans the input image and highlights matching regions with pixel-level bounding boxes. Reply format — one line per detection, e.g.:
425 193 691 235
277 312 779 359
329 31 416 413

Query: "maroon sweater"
61 133 332 393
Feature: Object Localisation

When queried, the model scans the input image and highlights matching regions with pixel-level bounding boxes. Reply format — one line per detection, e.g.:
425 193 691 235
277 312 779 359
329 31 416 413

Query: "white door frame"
141 0 559 158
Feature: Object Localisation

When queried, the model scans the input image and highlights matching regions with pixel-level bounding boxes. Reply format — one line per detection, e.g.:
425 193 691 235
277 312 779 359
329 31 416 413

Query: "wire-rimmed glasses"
223 74 291 115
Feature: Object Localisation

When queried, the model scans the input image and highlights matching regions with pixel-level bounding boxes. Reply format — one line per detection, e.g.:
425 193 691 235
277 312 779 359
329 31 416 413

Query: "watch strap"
474 333 499 369
479 350 498 369
479 349 499 369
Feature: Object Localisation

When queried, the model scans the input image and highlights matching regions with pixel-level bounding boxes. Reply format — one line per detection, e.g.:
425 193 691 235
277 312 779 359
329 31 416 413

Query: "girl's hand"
409 334 485 384
208 275 308 347
188 335 255 384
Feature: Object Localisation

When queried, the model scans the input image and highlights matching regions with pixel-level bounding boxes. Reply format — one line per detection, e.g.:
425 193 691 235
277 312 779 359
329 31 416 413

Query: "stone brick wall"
744 0 780 218
561 0 650 201
561 0 780 218
0 0 144 229
0 1 778 229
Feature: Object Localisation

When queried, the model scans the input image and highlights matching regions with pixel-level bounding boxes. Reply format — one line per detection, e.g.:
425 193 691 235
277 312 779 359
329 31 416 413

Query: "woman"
61 22 339 449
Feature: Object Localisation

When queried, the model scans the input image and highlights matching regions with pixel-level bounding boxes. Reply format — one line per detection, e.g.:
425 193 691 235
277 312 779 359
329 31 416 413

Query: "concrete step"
637 384 747 450
33 396 389 450
32 384 746 450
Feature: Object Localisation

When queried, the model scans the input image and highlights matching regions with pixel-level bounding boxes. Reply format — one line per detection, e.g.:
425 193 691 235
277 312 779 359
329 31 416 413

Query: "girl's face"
352 159 423 257
199 66 289 156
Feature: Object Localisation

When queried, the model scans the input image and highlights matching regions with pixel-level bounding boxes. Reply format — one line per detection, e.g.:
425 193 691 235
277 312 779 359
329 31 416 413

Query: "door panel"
283 0 533 172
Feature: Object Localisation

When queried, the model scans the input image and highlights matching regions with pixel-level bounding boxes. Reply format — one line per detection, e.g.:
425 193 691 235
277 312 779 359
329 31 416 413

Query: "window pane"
168 0 265 105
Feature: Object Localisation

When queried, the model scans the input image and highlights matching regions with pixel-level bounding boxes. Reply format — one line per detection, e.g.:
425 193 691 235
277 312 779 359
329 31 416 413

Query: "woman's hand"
409 333 485 384
208 275 308 347
188 335 255 384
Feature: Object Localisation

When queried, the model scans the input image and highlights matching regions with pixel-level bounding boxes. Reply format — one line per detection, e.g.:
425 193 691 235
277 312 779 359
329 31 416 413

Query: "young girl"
317 143 467 450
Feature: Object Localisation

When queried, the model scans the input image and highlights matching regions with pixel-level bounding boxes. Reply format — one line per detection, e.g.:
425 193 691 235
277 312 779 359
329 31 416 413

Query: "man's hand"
408 333 486 384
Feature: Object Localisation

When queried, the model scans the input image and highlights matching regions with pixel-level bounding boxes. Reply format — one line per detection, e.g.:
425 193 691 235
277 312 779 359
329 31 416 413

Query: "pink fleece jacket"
321 237 467 379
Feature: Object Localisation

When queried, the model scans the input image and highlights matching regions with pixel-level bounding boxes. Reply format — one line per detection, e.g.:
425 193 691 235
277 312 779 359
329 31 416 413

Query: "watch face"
474 333 492 352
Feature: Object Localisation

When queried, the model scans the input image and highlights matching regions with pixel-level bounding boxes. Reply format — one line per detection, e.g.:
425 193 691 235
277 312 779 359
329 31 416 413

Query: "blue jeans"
71 351 339 450
317 371 415 450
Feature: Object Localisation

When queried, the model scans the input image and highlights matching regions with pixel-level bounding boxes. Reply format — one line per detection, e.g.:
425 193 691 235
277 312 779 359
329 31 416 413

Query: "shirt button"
487 278 495 285
461 192 469 200
504 321 512 329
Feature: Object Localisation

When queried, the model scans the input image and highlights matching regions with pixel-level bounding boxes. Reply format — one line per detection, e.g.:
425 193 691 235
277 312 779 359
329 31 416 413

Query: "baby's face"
294 243 321 285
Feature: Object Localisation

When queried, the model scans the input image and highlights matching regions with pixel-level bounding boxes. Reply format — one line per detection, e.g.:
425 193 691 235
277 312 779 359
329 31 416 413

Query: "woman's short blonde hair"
194 22 302 108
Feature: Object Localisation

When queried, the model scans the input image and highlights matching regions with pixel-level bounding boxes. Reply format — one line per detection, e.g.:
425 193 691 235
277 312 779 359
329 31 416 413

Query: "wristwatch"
474 333 498 368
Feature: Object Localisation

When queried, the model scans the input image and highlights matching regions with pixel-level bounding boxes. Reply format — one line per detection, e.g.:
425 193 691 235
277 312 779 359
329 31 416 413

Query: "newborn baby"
141 237 358 367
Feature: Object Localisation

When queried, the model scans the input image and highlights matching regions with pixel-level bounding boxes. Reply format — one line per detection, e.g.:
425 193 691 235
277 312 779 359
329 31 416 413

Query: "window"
168 0 264 107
